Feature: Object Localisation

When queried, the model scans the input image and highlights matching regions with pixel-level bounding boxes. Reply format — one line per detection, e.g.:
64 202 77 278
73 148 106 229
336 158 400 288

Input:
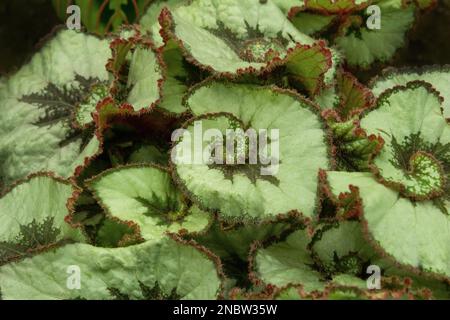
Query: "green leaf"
311 210 450 298
172 82 331 221
0 30 108 184
96 217 143 248
158 0 334 95
291 13 335 36
0 237 222 299
335 70 374 121
139 0 187 46
252 227 326 293
194 219 298 261
361 81 450 201
191 216 300 286
327 118 383 171
284 43 333 95
127 144 169 166
108 36 163 112
272 0 305 14
325 171 450 278
304 0 370 13
0 174 86 263
370 66 450 118
312 221 376 277
158 38 192 114
321 71 378 171
335 3 415 67
75 83 109 127
87 165 210 240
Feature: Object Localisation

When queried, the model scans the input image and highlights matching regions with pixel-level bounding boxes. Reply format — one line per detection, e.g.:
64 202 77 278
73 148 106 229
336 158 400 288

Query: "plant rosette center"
239 38 284 63
172 114 281 183
402 151 446 200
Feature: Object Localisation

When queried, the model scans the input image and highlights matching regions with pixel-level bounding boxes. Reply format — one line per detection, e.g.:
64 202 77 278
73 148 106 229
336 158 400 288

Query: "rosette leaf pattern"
171 81 331 221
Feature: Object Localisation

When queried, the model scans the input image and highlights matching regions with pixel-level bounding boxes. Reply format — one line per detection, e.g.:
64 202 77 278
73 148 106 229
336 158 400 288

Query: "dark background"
0 0 449 82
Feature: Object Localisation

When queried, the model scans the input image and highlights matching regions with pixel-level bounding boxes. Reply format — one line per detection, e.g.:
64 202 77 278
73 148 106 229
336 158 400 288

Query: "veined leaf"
158 0 333 96
158 38 201 114
290 13 335 36
0 174 86 263
172 81 331 221
370 66 450 118
335 70 374 121
0 30 108 185
139 0 187 46
335 2 415 67
361 81 450 201
0 236 222 300
191 216 301 287
107 35 163 112
312 217 450 298
325 171 450 279
312 221 375 277
75 83 109 128
252 227 326 293
327 118 383 171
87 164 210 240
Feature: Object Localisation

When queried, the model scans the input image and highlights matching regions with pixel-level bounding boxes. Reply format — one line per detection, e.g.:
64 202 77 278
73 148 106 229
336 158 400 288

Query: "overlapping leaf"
86 164 210 240
107 35 163 112
156 0 334 96
370 66 450 118
171 81 331 221
0 236 222 299
0 174 86 264
0 30 108 185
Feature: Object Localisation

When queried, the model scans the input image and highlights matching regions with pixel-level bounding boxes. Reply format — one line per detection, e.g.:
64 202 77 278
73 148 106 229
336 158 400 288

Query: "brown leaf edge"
289 0 371 17
368 65 450 120
0 171 88 265
106 27 165 112
80 163 213 239
246 221 321 296
158 7 333 97
167 233 228 300
361 80 447 201
319 170 450 287
168 79 335 223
